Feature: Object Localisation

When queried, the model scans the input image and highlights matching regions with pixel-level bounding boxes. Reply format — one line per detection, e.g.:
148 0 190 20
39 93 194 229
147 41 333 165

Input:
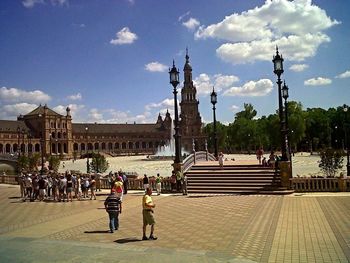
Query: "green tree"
319 148 343 177
28 153 40 172
202 122 228 153
48 156 61 172
287 101 306 152
90 153 109 173
17 155 29 172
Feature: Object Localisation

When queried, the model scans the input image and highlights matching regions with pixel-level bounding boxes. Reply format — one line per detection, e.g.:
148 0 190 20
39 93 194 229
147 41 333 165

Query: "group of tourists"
256 148 278 168
18 172 101 202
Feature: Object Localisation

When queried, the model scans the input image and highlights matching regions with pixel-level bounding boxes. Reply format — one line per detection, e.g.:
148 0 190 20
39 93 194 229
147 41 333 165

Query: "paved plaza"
0 184 349 262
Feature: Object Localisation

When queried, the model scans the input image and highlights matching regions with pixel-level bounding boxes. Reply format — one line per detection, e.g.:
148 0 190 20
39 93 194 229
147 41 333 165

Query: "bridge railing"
182 151 216 173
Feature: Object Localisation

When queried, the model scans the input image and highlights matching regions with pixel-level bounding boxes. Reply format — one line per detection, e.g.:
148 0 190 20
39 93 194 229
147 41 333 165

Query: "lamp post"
272 46 288 161
282 80 290 160
210 86 218 158
344 105 349 176
40 137 44 175
85 127 90 173
169 60 182 165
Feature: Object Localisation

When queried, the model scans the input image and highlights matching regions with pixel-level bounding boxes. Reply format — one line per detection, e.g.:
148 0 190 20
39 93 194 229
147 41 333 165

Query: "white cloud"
145 62 168 72
178 11 190 22
145 98 174 111
289 64 309 72
22 0 44 8
0 87 51 104
223 79 273 97
193 73 239 95
195 0 339 64
182 18 200 30
230 105 240 112
304 77 332 86
22 0 68 8
110 27 138 45
0 103 37 119
88 108 104 122
53 104 85 120
335 70 350 79
67 93 82 101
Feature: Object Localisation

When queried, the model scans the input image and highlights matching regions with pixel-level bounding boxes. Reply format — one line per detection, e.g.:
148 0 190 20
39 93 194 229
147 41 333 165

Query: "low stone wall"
290 177 350 192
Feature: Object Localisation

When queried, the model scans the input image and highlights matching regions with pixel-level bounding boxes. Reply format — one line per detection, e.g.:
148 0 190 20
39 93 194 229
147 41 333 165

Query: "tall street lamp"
282 80 290 160
272 46 288 161
169 60 182 165
344 105 349 176
85 126 90 173
210 86 218 158
40 137 45 175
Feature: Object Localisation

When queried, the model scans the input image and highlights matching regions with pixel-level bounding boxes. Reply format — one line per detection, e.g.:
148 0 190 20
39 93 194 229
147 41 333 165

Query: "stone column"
279 161 292 189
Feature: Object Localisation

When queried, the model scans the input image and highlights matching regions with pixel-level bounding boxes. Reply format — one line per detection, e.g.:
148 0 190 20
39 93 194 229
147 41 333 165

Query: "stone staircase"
186 163 290 194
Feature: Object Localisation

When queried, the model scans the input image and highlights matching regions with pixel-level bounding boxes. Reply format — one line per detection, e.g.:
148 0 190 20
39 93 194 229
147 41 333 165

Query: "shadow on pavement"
114 237 142 244
84 230 110 234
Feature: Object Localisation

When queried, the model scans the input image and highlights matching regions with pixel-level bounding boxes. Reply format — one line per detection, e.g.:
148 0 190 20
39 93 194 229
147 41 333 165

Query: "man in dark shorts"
142 188 157 240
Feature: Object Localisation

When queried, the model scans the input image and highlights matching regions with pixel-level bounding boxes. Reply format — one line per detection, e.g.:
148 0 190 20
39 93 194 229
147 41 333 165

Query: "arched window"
73 143 79 151
94 142 99 151
115 143 120 149
63 143 67 153
28 144 33 153
35 143 40 152
88 143 93 151
5 144 11 153
108 142 113 150
142 142 146 149
128 142 133 149
81 143 85 151
57 132 61 139
149 142 153 148
135 142 140 149
102 142 106 150
13 144 18 153
0 143 3 153
58 143 62 154
122 142 126 149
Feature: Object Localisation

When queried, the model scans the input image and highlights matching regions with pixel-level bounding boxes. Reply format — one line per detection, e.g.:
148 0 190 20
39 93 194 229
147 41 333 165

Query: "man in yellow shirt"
142 188 157 240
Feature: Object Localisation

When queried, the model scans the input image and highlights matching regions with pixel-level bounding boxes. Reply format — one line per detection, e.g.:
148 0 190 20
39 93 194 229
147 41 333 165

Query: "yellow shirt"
114 181 123 193
142 194 153 209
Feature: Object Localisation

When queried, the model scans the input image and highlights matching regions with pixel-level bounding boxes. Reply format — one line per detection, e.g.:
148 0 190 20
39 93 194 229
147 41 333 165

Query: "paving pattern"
0 185 350 262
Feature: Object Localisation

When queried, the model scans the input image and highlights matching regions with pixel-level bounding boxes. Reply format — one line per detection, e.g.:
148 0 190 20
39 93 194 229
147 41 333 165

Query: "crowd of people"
18 172 103 202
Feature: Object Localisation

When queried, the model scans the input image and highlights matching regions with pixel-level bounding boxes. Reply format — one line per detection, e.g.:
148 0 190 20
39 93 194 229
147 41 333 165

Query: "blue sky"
0 0 349 124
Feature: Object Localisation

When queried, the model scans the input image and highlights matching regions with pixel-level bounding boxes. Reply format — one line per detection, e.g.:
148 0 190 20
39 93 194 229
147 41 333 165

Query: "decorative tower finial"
185 47 189 62
276 45 279 55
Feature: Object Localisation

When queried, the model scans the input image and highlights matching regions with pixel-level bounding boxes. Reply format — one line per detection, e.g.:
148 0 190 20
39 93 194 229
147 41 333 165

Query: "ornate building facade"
0 105 172 158
0 51 205 158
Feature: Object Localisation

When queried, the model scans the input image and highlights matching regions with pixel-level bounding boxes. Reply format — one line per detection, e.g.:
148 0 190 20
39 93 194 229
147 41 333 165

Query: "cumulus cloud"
182 18 200 30
110 27 138 45
178 11 190 22
67 93 82 101
88 108 104 122
0 103 38 119
0 87 51 104
230 105 240 112
195 0 339 64
193 73 239 95
289 64 309 72
145 98 174 111
304 77 332 86
335 70 350 79
53 104 85 120
223 79 273 97
22 0 68 8
145 62 168 72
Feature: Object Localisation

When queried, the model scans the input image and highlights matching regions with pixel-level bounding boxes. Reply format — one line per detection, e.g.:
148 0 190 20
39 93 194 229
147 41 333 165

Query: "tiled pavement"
0 184 349 262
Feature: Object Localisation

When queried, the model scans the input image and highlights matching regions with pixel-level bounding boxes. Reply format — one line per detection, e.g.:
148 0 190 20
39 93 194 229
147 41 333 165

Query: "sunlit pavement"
0 184 349 262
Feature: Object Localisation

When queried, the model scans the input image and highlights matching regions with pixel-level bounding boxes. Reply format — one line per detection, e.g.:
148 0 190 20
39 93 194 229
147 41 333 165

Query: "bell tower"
179 49 205 152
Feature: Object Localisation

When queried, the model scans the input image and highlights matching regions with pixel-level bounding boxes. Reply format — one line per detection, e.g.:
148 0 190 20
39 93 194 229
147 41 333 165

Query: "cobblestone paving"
1 185 350 262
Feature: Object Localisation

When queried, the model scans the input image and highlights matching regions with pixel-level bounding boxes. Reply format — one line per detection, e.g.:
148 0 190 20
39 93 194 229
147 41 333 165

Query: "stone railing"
0 176 18 184
290 177 350 192
100 178 175 192
182 151 216 173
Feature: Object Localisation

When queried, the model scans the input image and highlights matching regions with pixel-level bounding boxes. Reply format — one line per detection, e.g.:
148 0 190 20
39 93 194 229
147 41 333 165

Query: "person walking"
256 147 264 164
89 175 97 200
155 173 162 195
143 174 149 193
182 173 188 195
142 188 157 240
218 152 224 169
104 189 122 233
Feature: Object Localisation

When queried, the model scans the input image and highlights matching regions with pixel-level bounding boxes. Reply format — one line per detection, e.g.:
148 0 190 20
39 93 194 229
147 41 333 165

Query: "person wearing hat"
104 188 122 233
